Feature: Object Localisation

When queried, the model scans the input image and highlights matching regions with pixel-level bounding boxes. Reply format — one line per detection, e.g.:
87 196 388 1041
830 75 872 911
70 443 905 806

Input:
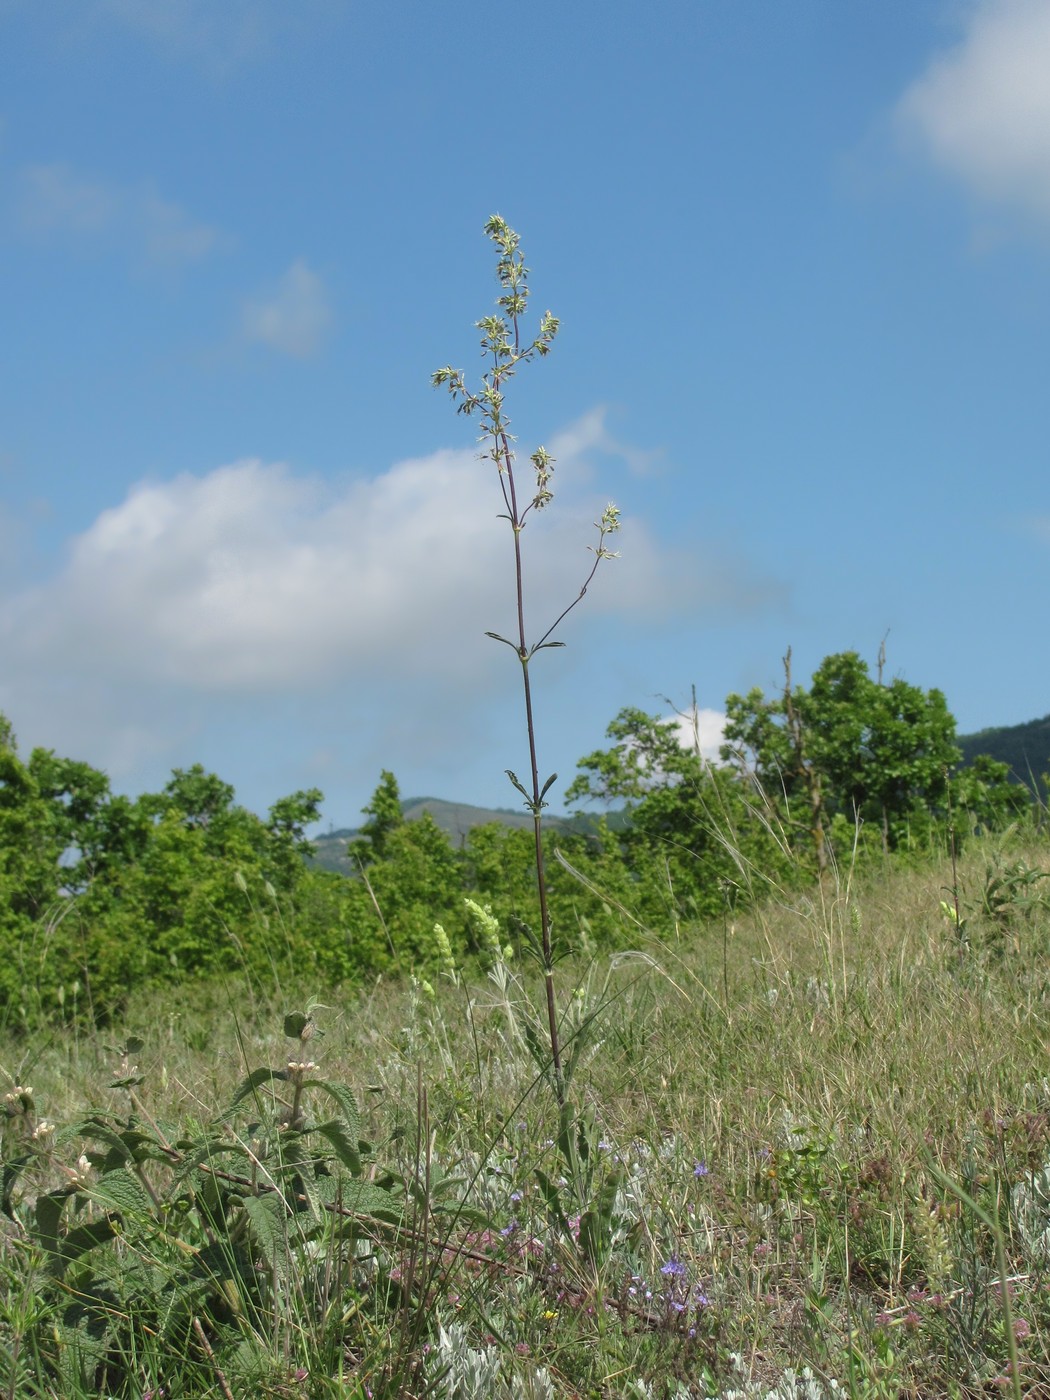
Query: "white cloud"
671 707 727 762
242 260 333 358
0 414 773 783
1 442 694 694
547 405 661 477
17 163 221 267
897 0 1050 226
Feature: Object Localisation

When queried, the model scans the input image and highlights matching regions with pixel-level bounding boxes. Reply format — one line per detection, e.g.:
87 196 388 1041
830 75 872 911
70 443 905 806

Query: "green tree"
361 812 462 967
567 707 797 924
349 770 404 867
0 722 62 925
148 764 237 832
724 651 962 859
266 787 324 886
952 753 1032 834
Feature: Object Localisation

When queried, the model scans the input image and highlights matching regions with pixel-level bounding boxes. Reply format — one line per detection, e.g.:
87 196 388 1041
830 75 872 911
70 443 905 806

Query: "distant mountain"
309 717 1050 875
958 715 1050 800
308 797 627 875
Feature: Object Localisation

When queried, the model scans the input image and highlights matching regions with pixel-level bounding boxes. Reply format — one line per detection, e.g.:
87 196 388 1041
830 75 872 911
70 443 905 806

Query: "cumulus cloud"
17 163 221 267
897 0 1050 226
0 414 774 786
671 707 728 762
1 445 705 694
242 260 332 357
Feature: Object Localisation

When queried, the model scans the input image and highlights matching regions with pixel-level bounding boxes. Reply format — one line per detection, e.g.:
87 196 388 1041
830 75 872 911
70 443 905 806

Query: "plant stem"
497 418 565 1108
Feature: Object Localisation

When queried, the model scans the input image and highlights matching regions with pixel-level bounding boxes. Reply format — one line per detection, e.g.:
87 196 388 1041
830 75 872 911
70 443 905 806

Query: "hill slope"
308 797 622 875
958 714 1050 799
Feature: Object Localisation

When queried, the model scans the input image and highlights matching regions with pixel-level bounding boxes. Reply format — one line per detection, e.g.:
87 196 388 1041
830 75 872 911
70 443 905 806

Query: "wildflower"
1014 1316 1032 1341
660 1258 687 1278
62 1154 93 1186
4 1086 33 1114
693 1160 709 1178
286 1060 318 1077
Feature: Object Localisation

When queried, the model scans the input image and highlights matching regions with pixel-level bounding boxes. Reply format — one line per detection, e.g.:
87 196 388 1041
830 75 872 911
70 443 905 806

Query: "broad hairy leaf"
312 1117 362 1175
230 1066 288 1109
241 1191 290 1278
88 1166 154 1217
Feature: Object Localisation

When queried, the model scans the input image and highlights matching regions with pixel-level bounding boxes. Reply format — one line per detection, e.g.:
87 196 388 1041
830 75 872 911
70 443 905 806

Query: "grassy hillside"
7 833 1050 1396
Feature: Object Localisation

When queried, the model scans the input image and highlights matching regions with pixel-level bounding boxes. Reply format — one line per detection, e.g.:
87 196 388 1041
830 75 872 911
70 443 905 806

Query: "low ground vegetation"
4 834 1050 1396
0 656 1029 1034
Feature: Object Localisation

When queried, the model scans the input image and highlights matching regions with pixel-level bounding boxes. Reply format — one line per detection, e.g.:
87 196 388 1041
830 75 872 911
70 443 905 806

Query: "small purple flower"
660 1257 687 1278
501 1219 519 1237
693 1160 709 1178
510 1190 523 1204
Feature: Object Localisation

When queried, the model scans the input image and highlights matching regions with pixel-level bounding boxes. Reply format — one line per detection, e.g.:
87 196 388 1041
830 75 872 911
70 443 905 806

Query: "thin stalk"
496 411 565 1107
433 217 618 1116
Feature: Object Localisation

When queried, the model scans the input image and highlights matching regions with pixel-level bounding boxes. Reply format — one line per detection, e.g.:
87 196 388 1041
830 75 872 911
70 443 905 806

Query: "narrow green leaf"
505 770 532 805
534 1169 572 1237
2 1151 32 1219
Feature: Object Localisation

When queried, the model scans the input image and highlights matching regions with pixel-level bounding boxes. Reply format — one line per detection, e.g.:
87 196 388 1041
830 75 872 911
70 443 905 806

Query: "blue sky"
3 0 1050 827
